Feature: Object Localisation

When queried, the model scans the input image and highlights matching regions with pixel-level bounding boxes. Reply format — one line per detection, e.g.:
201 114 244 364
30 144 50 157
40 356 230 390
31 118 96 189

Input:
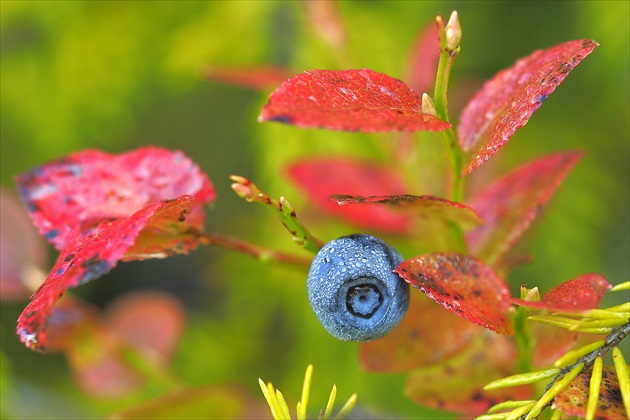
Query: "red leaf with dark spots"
16 147 214 250
332 194 482 229
405 332 532 416
458 39 597 175
360 293 480 373
14 147 214 351
511 274 611 312
287 157 412 233
204 65 293 91
259 69 450 132
466 152 583 264
554 366 627 419
396 253 513 335
17 196 199 351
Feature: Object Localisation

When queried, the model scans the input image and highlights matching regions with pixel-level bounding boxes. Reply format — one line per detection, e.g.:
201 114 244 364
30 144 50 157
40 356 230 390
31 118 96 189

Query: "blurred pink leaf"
259 69 450 132
466 152 583 264
46 291 186 398
511 274 611 312
302 0 347 50
396 253 513 335
45 297 143 398
405 20 440 96
0 188 47 301
204 65 293 91
287 157 412 233
458 39 597 175
107 291 185 361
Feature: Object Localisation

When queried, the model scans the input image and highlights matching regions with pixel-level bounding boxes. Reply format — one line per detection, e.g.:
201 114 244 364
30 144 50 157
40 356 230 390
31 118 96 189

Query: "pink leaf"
107 291 185 360
302 0 347 50
458 39 598 175
396 253 513 335
511 274 611 312
287 157 412 233
0 188 47 301
16 147 215 250
332 194 482 229
16 196 200 351
259 69 450 132
405 20 440 96
203 65 293 91
466 152 583 264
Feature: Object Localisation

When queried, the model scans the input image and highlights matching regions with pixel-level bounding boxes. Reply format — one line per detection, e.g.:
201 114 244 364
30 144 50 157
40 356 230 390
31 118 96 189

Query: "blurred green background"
1 1 628 418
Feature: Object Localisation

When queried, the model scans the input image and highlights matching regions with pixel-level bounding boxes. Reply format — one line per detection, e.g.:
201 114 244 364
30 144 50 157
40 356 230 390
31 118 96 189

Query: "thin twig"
195 231 312 268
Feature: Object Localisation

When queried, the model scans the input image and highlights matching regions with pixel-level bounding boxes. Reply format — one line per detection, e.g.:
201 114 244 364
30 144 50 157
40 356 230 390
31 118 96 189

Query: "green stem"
432 13 466 254
513 307 535 373
230 175 324 254
433 15 464 203
440 128 464 203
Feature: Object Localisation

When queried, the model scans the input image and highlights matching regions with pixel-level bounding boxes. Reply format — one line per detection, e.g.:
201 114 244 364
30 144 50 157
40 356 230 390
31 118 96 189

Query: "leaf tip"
421 93 437 116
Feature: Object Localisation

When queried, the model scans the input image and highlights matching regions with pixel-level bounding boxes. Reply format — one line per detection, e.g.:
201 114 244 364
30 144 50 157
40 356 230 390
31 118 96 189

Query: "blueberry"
307 234 410 341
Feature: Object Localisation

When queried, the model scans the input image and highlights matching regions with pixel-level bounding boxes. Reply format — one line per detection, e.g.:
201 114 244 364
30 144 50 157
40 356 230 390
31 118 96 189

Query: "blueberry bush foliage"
1 2 628 419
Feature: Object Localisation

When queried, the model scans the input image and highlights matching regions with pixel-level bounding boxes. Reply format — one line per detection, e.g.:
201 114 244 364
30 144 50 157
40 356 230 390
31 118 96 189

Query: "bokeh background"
1 1 628 418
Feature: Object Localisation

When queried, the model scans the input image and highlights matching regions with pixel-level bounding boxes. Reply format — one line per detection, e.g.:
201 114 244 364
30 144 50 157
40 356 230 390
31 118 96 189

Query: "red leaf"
554 366 627 419
360 293 480 373
405 20 440 96
332 194 482 229
405 332 532 416
203 65 293 91
16 195 200 352
458 39 598 175
396 253 513 335
259 69 450 132
511 274 611 312
466 152 583 264
0 188 47 301
287 157 412 233
16 147 215 250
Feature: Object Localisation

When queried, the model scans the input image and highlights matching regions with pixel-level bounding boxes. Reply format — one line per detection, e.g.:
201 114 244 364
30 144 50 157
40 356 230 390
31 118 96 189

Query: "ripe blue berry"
307 234 410 341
